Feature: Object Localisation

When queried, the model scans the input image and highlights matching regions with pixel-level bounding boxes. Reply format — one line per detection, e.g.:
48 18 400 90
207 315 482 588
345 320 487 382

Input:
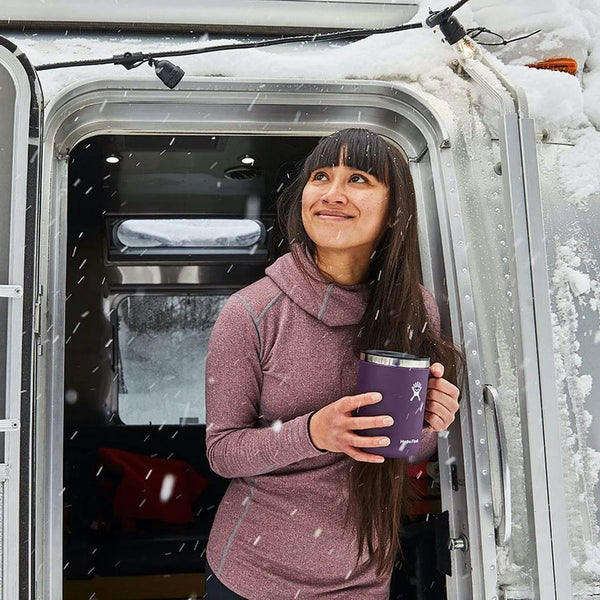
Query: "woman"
204 128 465 599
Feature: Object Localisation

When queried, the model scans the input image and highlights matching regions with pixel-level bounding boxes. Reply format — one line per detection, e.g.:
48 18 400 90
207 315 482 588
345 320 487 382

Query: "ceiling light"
240 155 255 166
106 154 121 164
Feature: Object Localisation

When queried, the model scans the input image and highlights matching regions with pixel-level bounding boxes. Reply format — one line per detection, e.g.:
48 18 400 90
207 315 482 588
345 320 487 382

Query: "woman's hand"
309 393 393 464
424 362 460 432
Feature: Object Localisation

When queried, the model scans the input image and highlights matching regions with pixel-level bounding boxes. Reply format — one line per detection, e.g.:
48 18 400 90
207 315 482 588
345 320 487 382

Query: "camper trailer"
0 1 599 599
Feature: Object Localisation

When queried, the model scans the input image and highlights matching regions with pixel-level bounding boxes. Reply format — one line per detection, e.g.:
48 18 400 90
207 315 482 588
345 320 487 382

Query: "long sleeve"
409 286 442 465
204 295 327 479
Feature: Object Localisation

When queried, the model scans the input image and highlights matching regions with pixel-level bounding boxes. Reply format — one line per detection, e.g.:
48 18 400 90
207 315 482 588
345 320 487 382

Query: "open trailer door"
0 36 43 600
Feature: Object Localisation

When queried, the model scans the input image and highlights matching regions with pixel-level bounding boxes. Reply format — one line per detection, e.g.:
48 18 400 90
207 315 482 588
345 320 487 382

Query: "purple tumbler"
353 350 430 458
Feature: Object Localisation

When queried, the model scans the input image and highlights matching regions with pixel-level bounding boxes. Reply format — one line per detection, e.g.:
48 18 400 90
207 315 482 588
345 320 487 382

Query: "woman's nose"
321 180 348 203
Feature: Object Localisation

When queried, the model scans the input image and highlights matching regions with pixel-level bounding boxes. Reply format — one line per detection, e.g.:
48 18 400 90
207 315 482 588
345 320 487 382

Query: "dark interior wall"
61 133 320 582
64 133 318 425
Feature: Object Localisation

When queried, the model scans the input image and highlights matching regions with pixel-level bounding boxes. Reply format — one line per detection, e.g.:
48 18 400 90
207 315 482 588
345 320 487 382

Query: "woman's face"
301 163 390 256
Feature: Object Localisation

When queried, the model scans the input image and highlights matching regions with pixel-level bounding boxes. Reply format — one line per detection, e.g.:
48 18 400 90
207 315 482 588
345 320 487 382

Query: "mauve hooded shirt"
205 243 441 600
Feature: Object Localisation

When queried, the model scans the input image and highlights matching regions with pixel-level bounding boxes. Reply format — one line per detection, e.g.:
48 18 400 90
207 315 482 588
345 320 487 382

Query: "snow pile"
558 128 600 211
10 27 458 103
468 0 600 128
550 240 600 593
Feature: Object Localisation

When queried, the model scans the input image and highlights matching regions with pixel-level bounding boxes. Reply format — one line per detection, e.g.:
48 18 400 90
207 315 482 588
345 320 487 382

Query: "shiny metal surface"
0 38 41 600
448 535 469 552
359 350 430 368
457 42 574 598
497 111 566 598
483 384 512 547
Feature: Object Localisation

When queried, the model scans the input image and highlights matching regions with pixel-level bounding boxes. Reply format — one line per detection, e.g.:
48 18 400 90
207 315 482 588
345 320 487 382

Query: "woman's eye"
350 174 367 183
313 172 328 181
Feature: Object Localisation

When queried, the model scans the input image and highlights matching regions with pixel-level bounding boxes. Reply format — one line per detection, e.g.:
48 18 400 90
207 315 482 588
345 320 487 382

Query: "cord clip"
113 51 147 70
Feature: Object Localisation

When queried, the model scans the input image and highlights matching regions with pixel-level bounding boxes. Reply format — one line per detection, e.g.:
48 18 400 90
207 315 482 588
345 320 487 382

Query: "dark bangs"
302 128 393 185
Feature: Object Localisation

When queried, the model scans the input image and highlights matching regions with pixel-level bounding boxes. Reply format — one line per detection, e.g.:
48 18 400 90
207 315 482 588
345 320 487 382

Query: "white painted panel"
2 0 418 30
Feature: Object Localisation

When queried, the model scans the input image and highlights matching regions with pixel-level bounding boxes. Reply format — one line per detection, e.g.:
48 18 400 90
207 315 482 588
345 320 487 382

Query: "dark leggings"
204 560 249 600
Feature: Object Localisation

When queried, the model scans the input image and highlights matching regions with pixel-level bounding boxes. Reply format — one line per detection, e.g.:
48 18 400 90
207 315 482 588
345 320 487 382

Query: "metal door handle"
483 384 512 546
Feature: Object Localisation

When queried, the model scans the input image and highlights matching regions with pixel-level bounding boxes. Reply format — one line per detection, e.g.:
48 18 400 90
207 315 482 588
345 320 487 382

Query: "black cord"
34 21 423 71
467 26 542 46
31 0 538 75
449 0 472 13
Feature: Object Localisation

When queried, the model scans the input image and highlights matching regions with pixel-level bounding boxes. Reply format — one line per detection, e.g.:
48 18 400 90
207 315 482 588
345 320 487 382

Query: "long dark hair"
276 128 466 578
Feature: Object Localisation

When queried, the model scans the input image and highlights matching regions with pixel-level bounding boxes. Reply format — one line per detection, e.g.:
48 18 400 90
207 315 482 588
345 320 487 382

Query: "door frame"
37 77 489 599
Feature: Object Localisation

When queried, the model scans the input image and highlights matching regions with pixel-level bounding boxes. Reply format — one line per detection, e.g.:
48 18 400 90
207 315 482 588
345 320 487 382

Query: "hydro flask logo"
410 381 422 402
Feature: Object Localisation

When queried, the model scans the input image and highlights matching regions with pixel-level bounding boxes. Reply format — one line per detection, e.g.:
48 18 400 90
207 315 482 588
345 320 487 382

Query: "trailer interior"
61 133 447 600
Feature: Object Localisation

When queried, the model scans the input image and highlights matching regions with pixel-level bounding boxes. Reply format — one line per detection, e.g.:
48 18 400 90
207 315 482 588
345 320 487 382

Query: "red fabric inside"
97 448 209 525
406 459 429 479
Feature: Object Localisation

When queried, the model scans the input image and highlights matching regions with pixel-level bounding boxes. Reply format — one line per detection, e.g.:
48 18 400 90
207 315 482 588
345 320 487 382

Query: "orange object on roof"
526 58 578 75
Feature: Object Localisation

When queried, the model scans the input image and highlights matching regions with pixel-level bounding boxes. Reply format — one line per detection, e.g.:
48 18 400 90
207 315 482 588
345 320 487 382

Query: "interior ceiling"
69 134 320 215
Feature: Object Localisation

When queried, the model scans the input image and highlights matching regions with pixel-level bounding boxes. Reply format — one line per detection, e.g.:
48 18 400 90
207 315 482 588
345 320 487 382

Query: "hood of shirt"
264 243 369 327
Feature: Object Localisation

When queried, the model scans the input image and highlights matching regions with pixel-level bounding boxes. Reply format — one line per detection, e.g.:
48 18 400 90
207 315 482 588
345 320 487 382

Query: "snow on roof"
3 0 596 130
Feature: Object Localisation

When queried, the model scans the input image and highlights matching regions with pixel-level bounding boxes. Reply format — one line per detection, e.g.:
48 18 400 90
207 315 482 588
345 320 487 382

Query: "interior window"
115 294 229 425
114 218 264 253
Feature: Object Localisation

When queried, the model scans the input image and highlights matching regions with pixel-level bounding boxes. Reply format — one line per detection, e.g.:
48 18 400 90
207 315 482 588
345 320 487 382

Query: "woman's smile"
317 214 354 221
